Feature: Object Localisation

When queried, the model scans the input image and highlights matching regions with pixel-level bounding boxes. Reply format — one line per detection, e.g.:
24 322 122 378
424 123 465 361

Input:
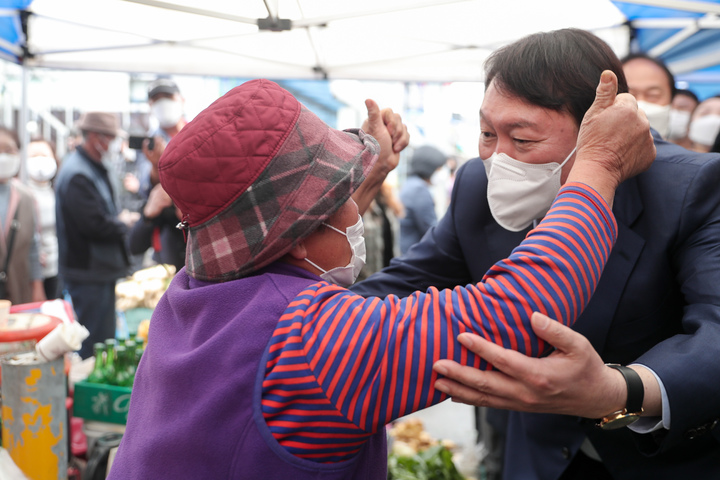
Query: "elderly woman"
107 77 651 479
0 127 45 304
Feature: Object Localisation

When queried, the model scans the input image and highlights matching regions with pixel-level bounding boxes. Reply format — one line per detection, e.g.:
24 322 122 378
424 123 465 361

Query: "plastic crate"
73 381 132 425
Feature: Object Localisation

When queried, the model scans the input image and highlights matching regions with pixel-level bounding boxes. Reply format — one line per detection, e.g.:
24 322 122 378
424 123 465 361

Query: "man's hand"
569 70 656 206
143 184 174 219
118 209 141 228
433 312 661 419
123 173 140 194
142 136 166 168
143 136 167 187
352 100 409 214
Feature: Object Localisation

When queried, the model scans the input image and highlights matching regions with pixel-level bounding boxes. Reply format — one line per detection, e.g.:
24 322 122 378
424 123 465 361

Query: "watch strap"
607 364 644 413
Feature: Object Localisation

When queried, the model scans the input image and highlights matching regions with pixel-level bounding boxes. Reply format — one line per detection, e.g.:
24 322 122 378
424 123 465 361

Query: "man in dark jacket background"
56 112 133 358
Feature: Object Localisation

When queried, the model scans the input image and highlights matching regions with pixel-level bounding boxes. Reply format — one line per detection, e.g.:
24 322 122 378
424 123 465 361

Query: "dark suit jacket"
352 138 720 479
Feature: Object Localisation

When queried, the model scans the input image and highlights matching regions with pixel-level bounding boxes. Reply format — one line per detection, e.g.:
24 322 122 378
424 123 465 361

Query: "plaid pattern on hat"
159 79 379 282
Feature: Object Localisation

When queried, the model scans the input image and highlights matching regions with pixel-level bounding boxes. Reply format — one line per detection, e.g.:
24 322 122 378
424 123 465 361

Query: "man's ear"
287 241 307 260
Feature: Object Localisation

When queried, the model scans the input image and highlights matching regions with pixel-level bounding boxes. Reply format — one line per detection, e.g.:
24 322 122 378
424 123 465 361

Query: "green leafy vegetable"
388 444 465 480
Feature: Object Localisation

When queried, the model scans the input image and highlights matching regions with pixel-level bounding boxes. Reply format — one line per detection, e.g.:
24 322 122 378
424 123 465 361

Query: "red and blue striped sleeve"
262 182 617 462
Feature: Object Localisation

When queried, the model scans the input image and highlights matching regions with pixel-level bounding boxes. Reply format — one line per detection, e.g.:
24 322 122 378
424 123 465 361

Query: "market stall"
0 264 174 480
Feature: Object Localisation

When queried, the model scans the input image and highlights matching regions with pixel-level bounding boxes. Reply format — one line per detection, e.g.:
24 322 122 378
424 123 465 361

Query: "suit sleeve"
635 155 720 450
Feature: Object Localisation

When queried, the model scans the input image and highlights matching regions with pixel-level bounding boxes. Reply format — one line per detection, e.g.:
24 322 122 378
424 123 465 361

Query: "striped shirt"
262 182 617 462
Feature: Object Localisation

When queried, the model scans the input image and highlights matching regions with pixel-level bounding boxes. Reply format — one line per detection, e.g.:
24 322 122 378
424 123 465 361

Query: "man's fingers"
433 361 506 405
455 332 535 378
434 377 493 406
529 312 581 354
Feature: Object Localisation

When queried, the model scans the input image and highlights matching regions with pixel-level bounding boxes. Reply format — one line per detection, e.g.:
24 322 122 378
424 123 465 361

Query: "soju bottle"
86 343 107 384
104 342 118 385
114 345 134 387
134 345 144 375
124 341 137 378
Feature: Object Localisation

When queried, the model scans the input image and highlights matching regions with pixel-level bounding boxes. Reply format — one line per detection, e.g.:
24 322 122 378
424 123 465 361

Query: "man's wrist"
597 364 644 430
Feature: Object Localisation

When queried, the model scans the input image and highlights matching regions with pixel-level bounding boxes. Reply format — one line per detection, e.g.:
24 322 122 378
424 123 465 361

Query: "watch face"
599 412 640 430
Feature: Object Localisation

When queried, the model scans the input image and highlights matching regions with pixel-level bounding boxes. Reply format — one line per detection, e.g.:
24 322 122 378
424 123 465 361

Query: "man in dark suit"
352 28 720 479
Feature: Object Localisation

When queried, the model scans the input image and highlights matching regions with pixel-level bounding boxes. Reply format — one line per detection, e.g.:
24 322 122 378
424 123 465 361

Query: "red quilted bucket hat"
159 79 379 282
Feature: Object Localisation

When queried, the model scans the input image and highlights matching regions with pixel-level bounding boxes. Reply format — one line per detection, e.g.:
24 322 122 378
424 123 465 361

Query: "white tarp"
20 0 629 82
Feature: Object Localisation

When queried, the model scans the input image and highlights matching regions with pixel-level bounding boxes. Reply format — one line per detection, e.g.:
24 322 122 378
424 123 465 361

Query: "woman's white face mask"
0 153 21 181
304 214 366 287
667 109 692 140
688 114 720 147
28 155 58 183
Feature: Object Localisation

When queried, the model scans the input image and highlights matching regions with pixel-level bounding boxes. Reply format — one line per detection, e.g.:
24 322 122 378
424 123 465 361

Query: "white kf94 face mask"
304 214 366 287
483 146 577 232
636 100 671 139
151 98 183 129
688 114 720 148
0 153 21 181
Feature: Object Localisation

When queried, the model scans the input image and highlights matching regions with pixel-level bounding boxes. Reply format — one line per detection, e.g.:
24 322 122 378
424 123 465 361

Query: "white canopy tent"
14 0 628 82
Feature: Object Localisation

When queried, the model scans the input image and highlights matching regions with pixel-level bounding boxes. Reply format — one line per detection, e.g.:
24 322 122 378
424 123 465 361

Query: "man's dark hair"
620 52 677 99
485 28 628 126
675 88 699 105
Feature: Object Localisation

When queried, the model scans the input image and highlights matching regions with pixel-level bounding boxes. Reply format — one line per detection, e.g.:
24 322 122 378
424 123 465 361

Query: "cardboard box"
73 381 132 425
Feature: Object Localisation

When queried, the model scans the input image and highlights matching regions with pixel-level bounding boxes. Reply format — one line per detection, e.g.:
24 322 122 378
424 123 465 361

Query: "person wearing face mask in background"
55 112 134 359
686 95 720 153
621 52 675 139
107 77 655 480
26 138 61 299
667 88 699 149
0 127 46 305
136 78 187 201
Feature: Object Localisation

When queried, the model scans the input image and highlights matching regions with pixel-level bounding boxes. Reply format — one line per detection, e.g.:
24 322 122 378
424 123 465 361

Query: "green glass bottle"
134 345 144 375
123 342 137 387
114 345 134 387
104 338 117 351
103 342 118 386
86 343 107 384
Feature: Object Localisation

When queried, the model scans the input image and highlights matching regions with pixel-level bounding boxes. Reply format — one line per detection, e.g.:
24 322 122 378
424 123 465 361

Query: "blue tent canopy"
613 0 720 99
0 0 31 62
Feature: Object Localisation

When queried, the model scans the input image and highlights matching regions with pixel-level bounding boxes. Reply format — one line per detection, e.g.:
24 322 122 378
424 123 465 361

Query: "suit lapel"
573 177 646 352
482 220 529 274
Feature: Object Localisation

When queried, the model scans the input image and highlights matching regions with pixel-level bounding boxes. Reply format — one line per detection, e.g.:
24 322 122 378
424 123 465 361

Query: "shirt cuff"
628 364 671 433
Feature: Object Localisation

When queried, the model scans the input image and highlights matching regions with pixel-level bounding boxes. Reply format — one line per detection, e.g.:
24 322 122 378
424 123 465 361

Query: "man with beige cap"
55 112 133 358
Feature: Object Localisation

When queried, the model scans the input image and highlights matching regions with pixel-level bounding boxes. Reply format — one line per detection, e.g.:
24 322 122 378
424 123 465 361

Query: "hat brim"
185 107 379 282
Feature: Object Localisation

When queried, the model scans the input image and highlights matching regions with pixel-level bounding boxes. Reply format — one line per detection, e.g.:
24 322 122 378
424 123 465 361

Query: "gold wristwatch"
597 364 644 430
